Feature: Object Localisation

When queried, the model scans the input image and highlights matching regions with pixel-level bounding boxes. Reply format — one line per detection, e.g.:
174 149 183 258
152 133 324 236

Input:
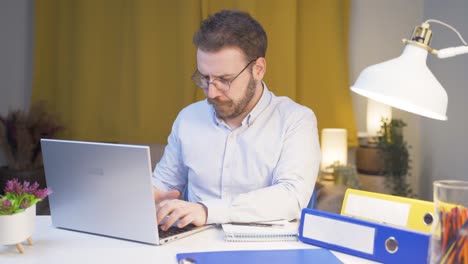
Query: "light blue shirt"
152 83 321 224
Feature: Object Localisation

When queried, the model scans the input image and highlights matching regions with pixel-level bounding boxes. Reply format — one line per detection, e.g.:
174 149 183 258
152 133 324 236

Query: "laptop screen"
41 139 159 244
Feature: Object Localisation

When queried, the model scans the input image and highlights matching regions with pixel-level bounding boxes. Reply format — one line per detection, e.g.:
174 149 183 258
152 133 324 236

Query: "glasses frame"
191 58 258 92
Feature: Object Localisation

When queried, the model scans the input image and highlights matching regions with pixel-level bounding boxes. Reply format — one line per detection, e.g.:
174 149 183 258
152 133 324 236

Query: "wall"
0 0 34 167
420 0 468 199
349 0 424 195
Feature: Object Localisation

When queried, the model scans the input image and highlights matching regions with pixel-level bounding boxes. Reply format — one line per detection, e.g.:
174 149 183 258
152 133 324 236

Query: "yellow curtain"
33 0 357 146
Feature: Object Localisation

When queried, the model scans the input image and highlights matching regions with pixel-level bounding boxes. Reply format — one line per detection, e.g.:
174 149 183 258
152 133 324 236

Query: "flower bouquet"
0 179 51 253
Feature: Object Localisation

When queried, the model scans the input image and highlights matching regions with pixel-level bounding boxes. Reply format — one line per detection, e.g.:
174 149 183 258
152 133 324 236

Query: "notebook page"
222 221 299 241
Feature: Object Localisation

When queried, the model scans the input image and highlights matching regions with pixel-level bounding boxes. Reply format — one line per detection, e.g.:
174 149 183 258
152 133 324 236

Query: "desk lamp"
320 128 347 182
321 128 347 171
351 19 468 120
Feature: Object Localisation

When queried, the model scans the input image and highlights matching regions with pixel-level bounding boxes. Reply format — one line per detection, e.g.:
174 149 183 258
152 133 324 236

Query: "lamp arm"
437 46 468 59
421 19 468 59
424 19 467 45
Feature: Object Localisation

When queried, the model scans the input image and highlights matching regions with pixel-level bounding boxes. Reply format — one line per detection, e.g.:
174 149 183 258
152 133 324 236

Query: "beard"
208 76 257 120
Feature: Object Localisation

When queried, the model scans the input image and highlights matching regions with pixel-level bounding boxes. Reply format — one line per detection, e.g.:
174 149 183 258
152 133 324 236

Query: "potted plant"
0 102 63 214
327 161 361 189
0 179 51 253
377 119 414 197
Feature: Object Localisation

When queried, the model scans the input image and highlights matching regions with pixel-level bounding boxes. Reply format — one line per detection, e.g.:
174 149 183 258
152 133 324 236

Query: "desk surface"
0 216 380 264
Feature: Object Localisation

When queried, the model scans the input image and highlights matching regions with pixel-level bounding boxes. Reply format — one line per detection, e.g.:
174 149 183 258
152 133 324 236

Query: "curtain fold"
32 0 357 146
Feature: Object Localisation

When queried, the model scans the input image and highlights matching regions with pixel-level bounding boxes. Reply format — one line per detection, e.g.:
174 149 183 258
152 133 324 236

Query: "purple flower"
24 181 40 194
4 179 25 195
19 199 30 209
5 179 51 199
0 199 13 212
4 178 51 203
1 178 52 215
33 187 52 199
2 199 12 207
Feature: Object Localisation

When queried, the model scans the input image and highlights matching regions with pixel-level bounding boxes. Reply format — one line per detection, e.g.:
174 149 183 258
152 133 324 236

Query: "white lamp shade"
321 128 347 170
351 44 448 120
367 99 392 137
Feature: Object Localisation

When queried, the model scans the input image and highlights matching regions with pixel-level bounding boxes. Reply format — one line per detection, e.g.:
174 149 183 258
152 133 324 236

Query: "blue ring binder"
298 208 430 263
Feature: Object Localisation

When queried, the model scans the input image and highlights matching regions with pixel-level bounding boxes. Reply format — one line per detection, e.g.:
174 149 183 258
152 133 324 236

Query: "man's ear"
253 57 266 81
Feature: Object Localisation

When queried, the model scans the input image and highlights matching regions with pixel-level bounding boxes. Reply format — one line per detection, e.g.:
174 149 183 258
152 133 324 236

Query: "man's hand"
153 186 180 203
157 199 207 231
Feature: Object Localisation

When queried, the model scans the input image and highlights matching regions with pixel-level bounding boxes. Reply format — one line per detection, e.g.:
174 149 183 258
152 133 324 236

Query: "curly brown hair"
193 9 267 62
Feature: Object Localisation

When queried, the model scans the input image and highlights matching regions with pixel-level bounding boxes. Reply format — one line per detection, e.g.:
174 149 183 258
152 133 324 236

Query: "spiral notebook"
222 220 299 242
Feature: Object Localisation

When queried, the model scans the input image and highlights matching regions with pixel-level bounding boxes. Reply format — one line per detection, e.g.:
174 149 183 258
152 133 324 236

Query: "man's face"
196 48 257 120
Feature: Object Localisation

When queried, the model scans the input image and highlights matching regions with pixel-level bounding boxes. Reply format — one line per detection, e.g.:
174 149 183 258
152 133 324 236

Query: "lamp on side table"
356 99 392 194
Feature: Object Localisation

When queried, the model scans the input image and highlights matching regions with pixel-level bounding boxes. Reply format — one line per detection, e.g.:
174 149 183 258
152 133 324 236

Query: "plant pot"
0 205 36 253
356 145 384 174
0 166 50 215
357 173 392 194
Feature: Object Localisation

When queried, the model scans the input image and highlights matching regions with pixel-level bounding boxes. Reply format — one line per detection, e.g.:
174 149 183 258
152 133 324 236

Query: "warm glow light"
321 128 347 171
367 99 392 137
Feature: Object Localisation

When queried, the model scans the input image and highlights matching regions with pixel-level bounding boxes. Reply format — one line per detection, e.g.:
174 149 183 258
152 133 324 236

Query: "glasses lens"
192 72 207 88
192 71 229 91
214 79 229 91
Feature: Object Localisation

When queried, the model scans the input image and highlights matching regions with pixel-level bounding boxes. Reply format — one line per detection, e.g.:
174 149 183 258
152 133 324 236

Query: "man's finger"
161 189 180 200
161 207 188 231
157 199 169 208
153 187 181 203
177 214 194 228
157 200 178 224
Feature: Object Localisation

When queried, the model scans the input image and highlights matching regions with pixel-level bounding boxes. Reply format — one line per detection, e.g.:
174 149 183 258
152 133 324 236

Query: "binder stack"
299 208 430 263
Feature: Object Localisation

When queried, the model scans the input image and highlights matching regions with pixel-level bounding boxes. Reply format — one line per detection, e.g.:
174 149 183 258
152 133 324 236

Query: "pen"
228 222 284 227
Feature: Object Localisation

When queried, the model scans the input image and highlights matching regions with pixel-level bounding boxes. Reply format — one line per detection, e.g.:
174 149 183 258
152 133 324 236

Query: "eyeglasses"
191 58 257 92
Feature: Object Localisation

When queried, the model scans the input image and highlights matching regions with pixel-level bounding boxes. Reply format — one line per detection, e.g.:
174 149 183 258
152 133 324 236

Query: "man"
153 9 321 231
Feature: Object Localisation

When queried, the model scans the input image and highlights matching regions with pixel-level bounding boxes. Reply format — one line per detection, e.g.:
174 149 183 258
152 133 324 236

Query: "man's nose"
206 82 222 98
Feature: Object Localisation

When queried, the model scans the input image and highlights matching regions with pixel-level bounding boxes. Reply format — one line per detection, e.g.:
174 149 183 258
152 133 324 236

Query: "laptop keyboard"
158 224 198 239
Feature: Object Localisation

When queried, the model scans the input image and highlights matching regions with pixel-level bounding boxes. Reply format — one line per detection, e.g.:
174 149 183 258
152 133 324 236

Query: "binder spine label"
344 193 411 226
302 213 375 254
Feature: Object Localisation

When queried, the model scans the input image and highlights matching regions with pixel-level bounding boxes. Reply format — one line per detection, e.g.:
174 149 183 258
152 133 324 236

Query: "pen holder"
429 180 468 264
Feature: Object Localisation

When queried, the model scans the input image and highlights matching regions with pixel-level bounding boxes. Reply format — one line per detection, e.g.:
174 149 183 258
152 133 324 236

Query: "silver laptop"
41 139 211 245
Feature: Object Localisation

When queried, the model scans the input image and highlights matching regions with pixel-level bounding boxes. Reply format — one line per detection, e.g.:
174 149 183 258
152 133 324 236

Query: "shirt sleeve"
200 109 321 224
152 116 188 194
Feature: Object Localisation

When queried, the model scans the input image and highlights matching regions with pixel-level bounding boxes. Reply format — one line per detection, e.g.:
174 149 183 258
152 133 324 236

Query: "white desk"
0 216 380 264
